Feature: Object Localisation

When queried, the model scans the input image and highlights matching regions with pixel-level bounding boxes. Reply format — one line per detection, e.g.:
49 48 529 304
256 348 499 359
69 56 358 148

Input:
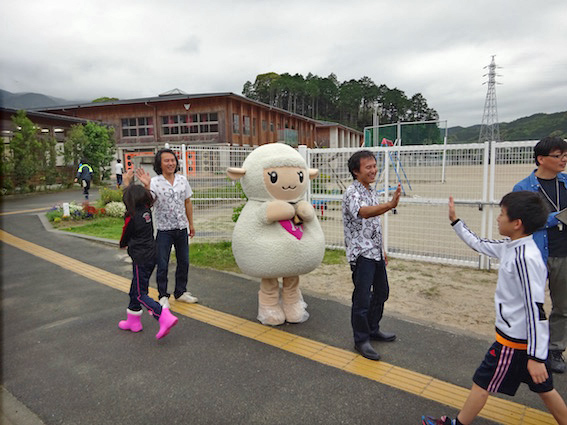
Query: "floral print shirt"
150 174 193 231
342 180 384 264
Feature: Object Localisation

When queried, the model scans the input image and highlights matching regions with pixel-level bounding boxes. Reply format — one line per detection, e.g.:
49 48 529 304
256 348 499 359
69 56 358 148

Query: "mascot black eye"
297 171 304 183
267 171 278 184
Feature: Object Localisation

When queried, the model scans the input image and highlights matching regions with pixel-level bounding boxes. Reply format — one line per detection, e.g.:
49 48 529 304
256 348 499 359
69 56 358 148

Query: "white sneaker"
159 297 170 308
176 292 198 303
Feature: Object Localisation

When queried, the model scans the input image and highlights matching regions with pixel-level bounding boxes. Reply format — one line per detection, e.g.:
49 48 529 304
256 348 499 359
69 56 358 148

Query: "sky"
1 0 566 128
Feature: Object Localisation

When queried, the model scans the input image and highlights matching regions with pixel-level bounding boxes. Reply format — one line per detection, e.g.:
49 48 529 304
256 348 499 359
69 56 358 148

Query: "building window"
262 120 267 131
121 117 154 138
270 121 274 132
232 114 240 133
252 118 257 136
161 112 219 136
243 116 251 135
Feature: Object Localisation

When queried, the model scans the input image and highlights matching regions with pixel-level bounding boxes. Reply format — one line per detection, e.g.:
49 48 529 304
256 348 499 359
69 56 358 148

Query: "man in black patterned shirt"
342 150 401 361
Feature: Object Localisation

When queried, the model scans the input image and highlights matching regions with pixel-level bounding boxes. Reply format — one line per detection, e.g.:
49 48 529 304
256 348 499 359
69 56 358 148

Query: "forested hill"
242 72 439 131
448 111 567 142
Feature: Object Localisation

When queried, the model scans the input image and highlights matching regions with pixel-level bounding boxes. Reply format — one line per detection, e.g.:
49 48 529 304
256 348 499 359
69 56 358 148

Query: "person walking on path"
74 159 93 200
115 159 124 188
136 149 198 308
118 173 178 340
513 136 567 374
342 150 401 361
423 192 567 425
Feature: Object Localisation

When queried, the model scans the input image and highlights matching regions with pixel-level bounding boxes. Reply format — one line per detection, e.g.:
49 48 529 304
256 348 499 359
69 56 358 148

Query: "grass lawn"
58 217 125 240
55 216 346 271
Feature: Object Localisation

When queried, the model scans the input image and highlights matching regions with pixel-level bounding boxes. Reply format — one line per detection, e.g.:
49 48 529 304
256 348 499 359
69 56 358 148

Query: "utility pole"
478 55 501 144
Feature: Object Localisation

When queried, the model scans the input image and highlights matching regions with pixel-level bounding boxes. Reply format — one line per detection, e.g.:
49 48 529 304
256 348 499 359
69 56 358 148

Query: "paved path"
1 190 564 424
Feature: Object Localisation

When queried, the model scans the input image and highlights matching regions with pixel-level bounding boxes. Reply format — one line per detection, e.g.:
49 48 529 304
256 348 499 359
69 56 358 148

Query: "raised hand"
135 168 151 188
449 196 457 222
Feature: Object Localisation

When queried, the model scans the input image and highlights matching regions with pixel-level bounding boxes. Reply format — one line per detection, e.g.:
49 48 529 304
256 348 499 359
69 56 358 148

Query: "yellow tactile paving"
0 228 558 425
0 207 50 216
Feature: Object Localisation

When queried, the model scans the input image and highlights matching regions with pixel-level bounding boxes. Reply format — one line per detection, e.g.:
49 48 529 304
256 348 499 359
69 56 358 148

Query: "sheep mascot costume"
227 143 325 326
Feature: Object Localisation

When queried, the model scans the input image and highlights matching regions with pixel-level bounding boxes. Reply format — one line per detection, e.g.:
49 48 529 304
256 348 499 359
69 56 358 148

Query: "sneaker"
176 292 198 303
159 296 170 309
422 415 453 425
549 350 566 374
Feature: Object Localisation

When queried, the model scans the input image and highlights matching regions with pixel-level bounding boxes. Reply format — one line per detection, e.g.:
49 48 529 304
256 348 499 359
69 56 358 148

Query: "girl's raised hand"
135 168 151 188
123 169 135 186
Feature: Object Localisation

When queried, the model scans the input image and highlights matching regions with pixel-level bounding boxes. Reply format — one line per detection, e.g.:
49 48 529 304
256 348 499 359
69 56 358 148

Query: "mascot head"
227 143 318 203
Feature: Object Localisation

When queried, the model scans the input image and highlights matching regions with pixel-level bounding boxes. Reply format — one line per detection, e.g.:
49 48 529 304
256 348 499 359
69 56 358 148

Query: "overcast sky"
1 0 566 127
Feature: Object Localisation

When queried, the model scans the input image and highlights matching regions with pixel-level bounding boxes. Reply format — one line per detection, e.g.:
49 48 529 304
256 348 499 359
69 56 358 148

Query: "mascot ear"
309 168 319 180
227 167 246 181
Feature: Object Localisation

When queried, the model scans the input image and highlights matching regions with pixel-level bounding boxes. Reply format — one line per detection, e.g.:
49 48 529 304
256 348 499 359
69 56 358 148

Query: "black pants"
351 256 390 344
82 179 91 198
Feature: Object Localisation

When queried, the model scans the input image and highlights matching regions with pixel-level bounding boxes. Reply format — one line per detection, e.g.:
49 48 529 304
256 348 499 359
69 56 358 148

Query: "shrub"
99 187 123 205
105 201 126 217
46 208 63 222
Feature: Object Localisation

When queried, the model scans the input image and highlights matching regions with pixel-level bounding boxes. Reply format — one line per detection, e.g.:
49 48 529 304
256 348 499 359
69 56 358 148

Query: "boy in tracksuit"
423 191 567 425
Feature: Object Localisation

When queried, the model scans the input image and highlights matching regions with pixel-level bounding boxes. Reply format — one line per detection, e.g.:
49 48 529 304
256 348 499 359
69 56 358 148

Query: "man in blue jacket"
514 136 567 374
75 159 93 200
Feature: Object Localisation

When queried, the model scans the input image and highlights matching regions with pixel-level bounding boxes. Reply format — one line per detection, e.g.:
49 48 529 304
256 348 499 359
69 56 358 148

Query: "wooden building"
1 107 90 166
37 90 363 158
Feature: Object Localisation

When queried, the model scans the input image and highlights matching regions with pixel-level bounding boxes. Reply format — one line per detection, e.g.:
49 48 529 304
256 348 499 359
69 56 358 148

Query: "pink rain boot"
156 307 178 339
118 309 143 332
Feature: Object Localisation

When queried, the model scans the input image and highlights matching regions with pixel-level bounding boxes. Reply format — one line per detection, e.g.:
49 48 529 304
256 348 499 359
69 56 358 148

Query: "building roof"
0 106 90 126
32 91 362 135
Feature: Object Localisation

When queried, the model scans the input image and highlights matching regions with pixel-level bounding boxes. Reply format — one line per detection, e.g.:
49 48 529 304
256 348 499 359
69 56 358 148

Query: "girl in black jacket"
119 184 178 339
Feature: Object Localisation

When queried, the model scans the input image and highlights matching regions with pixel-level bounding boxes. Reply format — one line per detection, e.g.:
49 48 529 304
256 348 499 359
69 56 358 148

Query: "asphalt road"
1 188 564 425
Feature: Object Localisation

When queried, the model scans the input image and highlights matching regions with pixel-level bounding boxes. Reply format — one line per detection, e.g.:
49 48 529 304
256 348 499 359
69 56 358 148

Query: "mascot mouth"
281 185 297 190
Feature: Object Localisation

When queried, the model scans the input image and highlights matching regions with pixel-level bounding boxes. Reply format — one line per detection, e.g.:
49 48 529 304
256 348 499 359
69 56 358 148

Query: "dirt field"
299 257 552 341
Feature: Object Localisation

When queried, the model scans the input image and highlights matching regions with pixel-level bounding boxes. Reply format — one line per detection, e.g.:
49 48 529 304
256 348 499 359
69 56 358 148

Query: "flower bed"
46 201 109 224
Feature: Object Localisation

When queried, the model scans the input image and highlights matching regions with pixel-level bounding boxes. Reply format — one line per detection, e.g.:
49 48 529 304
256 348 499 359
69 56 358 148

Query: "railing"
167 141 538 269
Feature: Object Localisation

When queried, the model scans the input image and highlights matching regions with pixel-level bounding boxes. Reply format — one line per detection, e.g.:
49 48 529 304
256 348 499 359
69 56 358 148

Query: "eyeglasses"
543 153 567 160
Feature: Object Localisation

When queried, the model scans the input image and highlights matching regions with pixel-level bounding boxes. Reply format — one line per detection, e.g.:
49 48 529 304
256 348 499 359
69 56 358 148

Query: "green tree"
9 110 41 190
92 97 119 103
64 122 115 183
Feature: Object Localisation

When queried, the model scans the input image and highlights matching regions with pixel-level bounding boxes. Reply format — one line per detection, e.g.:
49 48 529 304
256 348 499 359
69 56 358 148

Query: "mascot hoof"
283 300 309 324
257 303 286 326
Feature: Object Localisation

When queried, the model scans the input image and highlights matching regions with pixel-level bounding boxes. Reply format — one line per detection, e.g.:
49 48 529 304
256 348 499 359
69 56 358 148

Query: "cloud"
1 0 566 127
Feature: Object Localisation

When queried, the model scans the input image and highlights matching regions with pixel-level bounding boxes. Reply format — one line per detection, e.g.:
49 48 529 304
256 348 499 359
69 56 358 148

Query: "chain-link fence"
167 141 538 269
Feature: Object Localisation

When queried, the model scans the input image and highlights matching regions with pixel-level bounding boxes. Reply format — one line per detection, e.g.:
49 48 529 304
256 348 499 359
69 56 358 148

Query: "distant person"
117 171 178 340
342 150 401 361
136 149 198 307
423 192 567 425
115 159 124 188
513 136 567 374
74 159 93 200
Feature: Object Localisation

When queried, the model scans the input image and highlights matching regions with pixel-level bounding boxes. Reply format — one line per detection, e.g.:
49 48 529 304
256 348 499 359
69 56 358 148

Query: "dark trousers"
82 179 91 198
128 261 162 318
351 256 390 344
156 228 189 299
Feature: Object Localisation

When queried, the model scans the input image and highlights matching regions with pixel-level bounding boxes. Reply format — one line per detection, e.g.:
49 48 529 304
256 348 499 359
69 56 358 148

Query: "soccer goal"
363 120 450 187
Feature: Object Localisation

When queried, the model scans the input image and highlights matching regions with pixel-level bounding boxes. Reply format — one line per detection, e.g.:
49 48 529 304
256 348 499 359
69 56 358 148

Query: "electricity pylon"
478 56 502 144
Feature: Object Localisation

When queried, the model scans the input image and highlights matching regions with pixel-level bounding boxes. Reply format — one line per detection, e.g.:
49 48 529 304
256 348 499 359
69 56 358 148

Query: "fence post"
181 144 187 179
298 145 312 203
383 146 390 254
479 142 491 269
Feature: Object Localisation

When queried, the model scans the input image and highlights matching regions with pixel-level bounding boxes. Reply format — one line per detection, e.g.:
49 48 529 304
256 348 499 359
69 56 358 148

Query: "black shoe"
354 341 381 361
370 330 396 342
549 350 566 374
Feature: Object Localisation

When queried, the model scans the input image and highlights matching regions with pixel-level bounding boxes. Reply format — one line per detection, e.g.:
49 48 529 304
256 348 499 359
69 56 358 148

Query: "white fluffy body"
231 143 325 278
